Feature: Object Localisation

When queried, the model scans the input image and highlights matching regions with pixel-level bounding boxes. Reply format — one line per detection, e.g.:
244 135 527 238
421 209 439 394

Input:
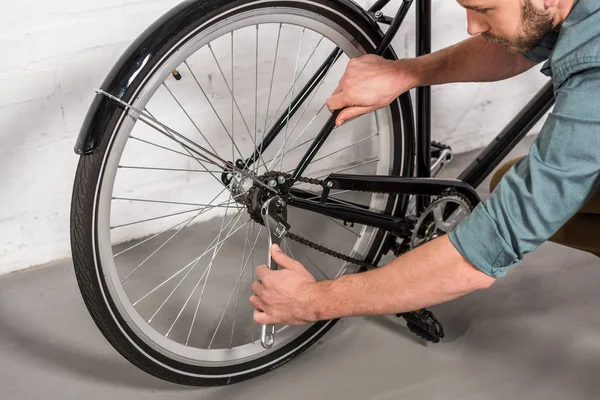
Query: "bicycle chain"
246 171 379 270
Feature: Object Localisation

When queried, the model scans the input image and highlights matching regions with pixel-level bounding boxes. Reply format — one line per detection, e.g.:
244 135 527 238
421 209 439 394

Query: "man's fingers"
249 294 266 311
254 310 273 325
326 91 347 113
337 106 373 126
270 244 300 270
255 265 270 281
251 280 264 297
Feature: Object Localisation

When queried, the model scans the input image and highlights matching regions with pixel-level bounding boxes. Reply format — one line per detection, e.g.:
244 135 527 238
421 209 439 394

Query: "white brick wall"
0 0 550 275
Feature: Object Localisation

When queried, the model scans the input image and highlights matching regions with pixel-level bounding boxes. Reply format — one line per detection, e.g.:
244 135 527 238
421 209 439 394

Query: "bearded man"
250 0 600 327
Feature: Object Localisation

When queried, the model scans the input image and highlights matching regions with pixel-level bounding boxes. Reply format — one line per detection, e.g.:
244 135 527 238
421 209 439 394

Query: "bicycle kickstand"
259 196 291 349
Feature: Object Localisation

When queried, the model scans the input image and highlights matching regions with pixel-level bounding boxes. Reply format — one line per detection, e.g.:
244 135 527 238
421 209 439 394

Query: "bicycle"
70 0 555 386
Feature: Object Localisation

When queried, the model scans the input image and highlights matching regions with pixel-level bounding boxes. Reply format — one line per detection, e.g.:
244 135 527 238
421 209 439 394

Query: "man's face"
457 0 556 54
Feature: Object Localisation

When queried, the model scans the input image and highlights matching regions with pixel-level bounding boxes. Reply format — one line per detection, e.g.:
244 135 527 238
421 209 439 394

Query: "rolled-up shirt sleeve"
449 67 600 278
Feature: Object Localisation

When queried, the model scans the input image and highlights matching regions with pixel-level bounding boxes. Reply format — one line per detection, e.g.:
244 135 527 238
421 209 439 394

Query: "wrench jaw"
259 196 291 349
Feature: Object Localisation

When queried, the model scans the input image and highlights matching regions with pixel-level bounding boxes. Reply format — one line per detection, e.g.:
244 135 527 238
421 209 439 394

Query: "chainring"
410 191 474 250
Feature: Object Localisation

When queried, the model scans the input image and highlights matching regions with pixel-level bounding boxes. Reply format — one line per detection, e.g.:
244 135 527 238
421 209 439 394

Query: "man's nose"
466 10 490 36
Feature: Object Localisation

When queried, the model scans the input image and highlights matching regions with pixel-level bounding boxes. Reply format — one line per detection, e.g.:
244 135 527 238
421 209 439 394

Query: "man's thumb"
337 106 372 126
271 244 297 269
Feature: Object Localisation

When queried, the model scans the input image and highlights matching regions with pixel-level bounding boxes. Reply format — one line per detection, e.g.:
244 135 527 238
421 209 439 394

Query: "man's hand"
326 54 418 127
250 244 320 326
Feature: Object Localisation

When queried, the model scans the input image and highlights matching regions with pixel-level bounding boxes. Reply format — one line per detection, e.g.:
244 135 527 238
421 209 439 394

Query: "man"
250 0 600 326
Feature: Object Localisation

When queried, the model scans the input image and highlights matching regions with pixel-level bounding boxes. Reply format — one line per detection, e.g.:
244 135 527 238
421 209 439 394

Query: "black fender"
73 0 400 155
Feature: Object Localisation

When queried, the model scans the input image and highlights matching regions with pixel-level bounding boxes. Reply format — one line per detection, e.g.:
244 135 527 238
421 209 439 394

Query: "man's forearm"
403 36 539 87
311 235 496 320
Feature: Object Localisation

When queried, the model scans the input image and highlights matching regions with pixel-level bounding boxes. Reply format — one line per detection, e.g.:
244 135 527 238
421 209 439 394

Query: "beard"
482 0 555 53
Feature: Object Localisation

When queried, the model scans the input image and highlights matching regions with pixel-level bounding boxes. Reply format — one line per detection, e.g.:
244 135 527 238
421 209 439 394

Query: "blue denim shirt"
448 0 600 278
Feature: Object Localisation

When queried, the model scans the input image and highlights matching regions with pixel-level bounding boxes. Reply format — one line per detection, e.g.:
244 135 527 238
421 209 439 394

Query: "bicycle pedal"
397 309 445 343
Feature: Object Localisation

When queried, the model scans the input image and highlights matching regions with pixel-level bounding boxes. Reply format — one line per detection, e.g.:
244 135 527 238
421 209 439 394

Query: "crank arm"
260 196 291 349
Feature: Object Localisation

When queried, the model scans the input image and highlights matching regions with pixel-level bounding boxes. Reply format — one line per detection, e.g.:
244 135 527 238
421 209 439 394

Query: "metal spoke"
285 135 378 175
161 82 222 156
327 217 361 237
185 192 237 344
129 136 198 160
118 165 223 174
229 222 252 348
161 209 250 338
265 106 328 169
182 60 242 161
111 195 242 230
113 186 230 258
266 61 334 171
262 35 326 134
304 254 331 280
208 225 264 350
120 196 240 282
280 27 305 172
315 158 380 179
207 43 268 169
142 105 227 188
132 208 246 308
262 24 282 138
304 189 352 201
97 89 277 195
307 134 378 166
112 197 236 208
231 32 235 163
290 188 370 212
253 25 259 175
166 212 249 339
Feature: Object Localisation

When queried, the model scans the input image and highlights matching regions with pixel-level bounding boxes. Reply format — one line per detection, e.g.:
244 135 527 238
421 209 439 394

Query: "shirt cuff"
448 202 523 278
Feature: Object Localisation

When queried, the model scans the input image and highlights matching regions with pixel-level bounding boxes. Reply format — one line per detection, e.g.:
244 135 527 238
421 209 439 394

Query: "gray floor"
3 135 600 400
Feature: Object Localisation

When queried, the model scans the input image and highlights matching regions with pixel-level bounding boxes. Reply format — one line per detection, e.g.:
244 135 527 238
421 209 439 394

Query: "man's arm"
413 35 539 85
326 36 539 126
312 235 494 321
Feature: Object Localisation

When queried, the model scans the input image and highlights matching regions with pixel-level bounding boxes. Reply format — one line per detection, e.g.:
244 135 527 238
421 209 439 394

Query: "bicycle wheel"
70 0 414 386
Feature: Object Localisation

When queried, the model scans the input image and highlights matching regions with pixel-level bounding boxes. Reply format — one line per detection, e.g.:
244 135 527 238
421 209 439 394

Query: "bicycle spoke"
315 158 379 179
185 193 238 344
130 136 198 160
229 222 253 348
303 254 331 280
161 82 222 157
326 217 361 237
98 89 277 195
111 195 242 230
266 63 334 170
207 43 268 169
262 24 282 137
167 212 250 340
307 134 379 166
119 165 223 174
262 35 326 135
132 208 246 308
112 197 235 208
113 186 230 258
120 196 241 282
284 135 378 175
208 224 264 350
182 60 242 161
160 208 247 336
280 27 305 172
253 25 259 176
231 32 235 163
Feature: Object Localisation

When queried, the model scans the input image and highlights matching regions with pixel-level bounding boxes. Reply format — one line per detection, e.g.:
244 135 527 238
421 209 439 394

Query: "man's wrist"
394 58 426 89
